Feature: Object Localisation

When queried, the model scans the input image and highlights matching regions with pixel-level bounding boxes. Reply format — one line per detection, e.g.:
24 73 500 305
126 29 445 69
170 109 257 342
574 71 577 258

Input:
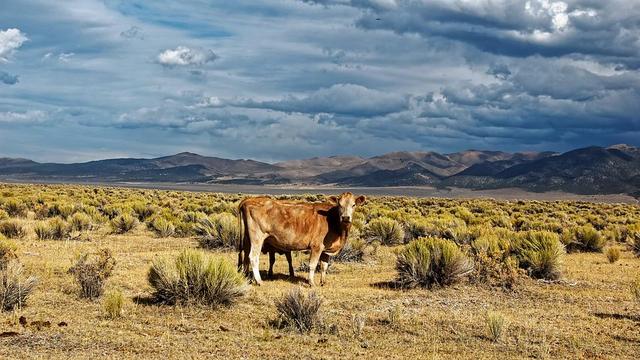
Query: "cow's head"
329 192 366 224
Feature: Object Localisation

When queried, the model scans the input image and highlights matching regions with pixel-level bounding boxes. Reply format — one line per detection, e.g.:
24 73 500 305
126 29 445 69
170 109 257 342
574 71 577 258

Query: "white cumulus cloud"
0 28 28 62
157 46 218 67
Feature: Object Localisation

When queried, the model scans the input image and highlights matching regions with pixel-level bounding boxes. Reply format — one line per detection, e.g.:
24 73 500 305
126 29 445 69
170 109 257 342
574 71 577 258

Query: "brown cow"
238 192 365 286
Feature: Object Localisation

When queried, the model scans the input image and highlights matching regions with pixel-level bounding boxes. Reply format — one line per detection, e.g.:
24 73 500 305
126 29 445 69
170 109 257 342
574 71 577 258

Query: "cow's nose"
341 216 351 223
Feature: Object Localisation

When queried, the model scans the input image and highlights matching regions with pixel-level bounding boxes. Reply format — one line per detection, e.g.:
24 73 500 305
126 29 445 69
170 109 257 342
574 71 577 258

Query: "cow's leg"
245 216 266 285
308 248 322 287
285 252 295 278
249 243 263 285
319 253 330 286
268 251 276 279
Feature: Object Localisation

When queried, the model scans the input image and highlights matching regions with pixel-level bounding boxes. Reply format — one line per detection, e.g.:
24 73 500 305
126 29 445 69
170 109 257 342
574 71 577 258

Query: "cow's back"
241 197 333 251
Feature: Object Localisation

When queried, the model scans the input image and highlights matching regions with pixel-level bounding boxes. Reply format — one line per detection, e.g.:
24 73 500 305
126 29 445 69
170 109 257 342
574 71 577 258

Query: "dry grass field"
1 183 640 359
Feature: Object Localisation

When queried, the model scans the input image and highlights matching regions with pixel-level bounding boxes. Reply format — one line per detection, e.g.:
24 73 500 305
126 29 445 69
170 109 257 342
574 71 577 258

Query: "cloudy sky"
1 0 639 162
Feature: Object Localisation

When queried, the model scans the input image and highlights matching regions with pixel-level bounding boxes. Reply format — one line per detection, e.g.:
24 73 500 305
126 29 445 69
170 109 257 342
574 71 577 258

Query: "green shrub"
110 214 138 234
561 225 605 252
49 218 71 240
104 289 124 319
195 213 241 249
470 233 521 288
396 237 473 288
4 199 27 217
132 202 157 221
68 249 116 299
0 220 27 239
148 249 247 306
513 231 564 280
274 287 323 333
48 202 75 219
69 212 93 232
403 217 430 243
1 260 38 311
363 217 405 245
149 217 175 238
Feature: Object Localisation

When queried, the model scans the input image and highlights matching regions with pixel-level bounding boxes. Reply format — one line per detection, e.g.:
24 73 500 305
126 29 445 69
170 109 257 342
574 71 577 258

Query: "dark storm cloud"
0 71 19 85
209 84 410 117
1 0 639 161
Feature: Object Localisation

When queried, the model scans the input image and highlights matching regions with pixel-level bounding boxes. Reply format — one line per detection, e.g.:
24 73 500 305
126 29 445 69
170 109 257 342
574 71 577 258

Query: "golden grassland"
0 183 639 359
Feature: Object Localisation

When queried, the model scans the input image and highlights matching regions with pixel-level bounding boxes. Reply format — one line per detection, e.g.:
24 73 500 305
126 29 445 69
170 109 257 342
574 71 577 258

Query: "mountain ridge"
1 145 639 196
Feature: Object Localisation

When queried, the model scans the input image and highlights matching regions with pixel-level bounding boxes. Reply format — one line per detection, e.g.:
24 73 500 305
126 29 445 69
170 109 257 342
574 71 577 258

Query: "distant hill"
1 145 640 196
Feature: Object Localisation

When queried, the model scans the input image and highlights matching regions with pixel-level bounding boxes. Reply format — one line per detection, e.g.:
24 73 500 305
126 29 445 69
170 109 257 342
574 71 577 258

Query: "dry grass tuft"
274 287 323 333
485 311 506 342
104 289 125 319
0 239 18 270
605 247 621 264
0 260 38 311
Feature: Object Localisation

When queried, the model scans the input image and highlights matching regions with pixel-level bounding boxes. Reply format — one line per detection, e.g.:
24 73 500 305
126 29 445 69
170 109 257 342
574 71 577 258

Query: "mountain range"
1 144 640 196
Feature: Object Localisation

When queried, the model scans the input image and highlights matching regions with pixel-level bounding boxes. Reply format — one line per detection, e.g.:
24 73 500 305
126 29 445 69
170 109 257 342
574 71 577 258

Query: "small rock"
0 331 19 337
58 321 68 327
19 316 27 326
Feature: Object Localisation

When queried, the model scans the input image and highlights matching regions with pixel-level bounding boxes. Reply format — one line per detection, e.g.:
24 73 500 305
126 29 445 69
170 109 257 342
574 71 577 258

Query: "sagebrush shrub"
195 213 240 249
396 237 473 288
110 213 138 234
274 287 323 333
68 249 116 299
132 202 157 221
0 260 38 311
561 225 605 252
148 249 247 306
513 231 564 280
0 220 27 239
470 233 521 288
363 217 405 245
49 217 71 240
4 199 27 218
150 217 175 238
69 212 93 232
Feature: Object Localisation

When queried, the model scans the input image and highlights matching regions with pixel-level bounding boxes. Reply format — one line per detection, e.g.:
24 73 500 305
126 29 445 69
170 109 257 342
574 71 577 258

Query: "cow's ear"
355 195 366 205
328 195 339 204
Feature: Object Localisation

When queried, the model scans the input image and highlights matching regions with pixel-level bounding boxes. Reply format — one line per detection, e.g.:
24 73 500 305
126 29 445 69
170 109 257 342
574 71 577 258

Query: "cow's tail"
236 199 248 271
